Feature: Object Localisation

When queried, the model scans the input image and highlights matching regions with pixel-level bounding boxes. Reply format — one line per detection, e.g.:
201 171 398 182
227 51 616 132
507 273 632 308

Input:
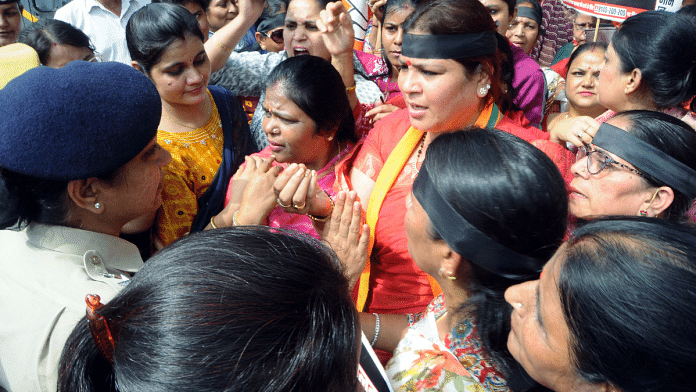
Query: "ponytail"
58 319 116 392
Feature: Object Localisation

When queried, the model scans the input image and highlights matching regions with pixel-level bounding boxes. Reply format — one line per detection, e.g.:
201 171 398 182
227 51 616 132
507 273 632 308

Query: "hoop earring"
640 189 660 217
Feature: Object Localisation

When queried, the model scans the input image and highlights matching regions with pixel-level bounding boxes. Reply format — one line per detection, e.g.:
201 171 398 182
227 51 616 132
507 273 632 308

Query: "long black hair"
266 55 357 143
18 19 94 65
413 128 567 381
560 217 696 392
611 10 696 112
126 3 205 74
58 227 359 392
379 0 419 77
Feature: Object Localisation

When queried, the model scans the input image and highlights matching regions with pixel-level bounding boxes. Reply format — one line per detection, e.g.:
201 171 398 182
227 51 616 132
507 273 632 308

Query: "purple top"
511 43 545 128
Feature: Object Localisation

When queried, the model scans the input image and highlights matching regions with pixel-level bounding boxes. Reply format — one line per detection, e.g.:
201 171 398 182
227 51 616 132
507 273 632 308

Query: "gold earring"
438 267 457 280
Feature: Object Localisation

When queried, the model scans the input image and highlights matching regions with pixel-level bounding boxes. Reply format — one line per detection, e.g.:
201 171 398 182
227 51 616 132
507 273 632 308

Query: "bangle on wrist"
370 313 380 347
210 215 219 229
306 192 335 222
346 84 356 94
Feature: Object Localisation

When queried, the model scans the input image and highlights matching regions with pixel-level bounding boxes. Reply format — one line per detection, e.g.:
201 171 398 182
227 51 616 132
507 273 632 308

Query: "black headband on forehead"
402 31 497 59
412 165 544 280
593 123 696 199
257 13 286 34
515 5 542 26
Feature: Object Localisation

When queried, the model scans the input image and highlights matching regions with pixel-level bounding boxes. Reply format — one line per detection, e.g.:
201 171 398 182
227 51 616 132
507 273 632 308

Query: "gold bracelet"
346 84 356 94
213 35 233 53
306 193 335 222
210 215 219 229
232 210 241 226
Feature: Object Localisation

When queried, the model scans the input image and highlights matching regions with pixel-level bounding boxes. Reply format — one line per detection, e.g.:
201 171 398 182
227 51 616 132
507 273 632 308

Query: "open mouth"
293 47 309 55
409 103 427 111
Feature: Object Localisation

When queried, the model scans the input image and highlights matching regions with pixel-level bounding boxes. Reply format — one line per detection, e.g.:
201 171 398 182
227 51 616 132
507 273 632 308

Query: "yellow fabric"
0 43 40 89
155 91 223 246
356 100 502 312
357 127 423 312
22 9 38 22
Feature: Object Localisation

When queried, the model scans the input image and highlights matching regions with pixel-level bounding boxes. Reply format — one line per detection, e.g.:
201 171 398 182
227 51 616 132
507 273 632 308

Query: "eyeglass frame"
573 22 592 32
577 146 643 176
262 28 284 44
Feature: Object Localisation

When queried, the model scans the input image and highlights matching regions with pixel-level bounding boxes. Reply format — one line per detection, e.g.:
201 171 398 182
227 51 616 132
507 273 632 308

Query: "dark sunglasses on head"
263 29 284 44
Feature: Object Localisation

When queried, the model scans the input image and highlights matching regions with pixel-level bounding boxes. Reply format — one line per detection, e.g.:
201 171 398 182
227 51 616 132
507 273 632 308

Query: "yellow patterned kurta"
155 91 224 246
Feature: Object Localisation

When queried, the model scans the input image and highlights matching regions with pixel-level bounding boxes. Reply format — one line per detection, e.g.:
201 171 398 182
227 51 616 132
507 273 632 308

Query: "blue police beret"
0 61 161 180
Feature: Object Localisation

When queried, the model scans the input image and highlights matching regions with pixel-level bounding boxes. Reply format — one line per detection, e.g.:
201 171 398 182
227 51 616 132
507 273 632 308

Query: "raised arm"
318 1 359 110
205 0 265 72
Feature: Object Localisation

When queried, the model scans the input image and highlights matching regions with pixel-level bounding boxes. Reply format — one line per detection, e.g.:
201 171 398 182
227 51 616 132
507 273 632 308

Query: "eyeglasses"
574 23 592 32
87 51 103 63
577 146 643 176
262 28 284 44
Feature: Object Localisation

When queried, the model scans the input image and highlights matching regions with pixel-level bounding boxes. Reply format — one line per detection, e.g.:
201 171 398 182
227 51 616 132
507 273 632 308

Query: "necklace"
163 96 211 130
411 133 427 180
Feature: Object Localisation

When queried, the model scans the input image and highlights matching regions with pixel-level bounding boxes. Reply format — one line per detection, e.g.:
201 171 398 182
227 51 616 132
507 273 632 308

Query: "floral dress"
386 295 510 392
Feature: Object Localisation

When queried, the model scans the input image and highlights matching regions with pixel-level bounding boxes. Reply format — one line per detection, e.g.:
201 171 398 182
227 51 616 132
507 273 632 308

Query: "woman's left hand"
273 163 333 218
322 191 369 289
369 0 387 23
549 116 600 148
366 102 400 124
317 1 354 57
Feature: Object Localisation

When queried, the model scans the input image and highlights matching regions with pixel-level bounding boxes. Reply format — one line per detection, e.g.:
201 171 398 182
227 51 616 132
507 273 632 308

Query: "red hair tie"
85 294 115 364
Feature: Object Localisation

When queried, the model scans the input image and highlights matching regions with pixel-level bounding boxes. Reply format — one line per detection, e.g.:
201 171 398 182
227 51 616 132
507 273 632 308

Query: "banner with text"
562 0 682 22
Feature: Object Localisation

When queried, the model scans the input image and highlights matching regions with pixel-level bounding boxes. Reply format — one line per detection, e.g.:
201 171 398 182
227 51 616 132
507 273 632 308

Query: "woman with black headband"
358 128 567 391
569 110 696 222
333 0 573 364
506 0 543 56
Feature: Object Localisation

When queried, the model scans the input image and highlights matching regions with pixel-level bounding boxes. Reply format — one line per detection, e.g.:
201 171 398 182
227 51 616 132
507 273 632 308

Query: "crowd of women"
2 0 696 391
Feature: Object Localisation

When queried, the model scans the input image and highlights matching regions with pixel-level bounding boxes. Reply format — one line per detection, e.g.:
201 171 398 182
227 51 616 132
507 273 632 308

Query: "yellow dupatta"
356 100 502 312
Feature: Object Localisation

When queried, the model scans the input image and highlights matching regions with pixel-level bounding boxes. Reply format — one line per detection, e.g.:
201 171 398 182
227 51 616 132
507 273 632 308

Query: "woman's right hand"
322 191 369 290
549 116 600 148
221 155 282 226
238 0 265 22
318 1 355 57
